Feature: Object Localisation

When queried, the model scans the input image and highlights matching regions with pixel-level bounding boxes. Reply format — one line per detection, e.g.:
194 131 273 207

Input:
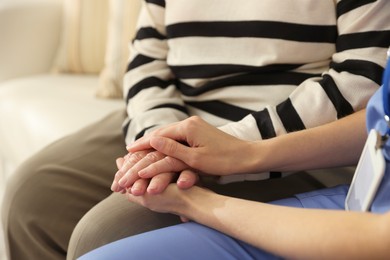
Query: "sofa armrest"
0 0 63 81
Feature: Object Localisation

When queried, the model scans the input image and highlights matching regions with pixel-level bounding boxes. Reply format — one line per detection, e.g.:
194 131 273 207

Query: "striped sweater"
123 0 390 181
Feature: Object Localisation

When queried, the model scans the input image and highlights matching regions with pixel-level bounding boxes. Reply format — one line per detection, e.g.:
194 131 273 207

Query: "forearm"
243 109 367 173
181 187 390 260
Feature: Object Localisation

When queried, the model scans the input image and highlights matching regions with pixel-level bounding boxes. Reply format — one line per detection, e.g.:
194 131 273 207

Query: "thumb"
150 136 190 162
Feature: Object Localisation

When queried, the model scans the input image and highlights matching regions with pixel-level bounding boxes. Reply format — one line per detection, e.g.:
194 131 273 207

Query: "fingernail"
118 178 127 187
177 179 189 188
147 184 158 194
177 178 187 185
131 185 143 196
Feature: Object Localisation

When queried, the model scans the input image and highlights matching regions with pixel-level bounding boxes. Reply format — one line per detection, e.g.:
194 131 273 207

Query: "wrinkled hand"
111 150 151 194
111 150 199 196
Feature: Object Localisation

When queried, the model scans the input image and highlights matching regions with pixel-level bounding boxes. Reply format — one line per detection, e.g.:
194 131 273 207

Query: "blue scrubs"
78 185 348 260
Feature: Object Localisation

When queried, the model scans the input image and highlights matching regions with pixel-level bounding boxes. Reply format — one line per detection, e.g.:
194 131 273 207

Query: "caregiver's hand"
128 116 252 178
126 173 213 220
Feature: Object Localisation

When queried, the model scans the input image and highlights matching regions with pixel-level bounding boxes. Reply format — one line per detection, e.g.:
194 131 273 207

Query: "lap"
270 184 348 210
78 222 282 260
69 171 334 258
68 192 182 259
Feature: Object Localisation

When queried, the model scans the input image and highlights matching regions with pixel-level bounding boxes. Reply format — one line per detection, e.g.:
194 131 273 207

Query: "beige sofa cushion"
96 0 142 99
52 0 141 99
0 74 124 176
52 0 109 74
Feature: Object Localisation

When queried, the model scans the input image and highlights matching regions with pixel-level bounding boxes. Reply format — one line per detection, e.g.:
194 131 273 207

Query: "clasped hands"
111 148 198 196
112 116 248 194
110 116 251 215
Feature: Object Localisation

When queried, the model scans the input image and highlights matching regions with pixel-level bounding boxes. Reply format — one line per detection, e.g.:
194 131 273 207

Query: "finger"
150 137 192 164
138 156 187 179
119 154 138 174
119 151 165 188
177 170 199 190
128 122 184 152
120 150 151 173
130 178 149 196
116 157 125 169
115 153 133 183
116 151 150 189
111 170 126 192
180 216 190 222
147 172 177 195
111 157 127 192
126 136 152 153
126 190 143 205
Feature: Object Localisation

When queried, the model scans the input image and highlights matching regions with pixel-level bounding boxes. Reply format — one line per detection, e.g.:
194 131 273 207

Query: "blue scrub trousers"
78 185 348 260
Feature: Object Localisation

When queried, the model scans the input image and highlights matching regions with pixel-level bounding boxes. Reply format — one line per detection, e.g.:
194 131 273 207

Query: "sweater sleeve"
219 0 390 142
123 0 189 145
217 0 390 183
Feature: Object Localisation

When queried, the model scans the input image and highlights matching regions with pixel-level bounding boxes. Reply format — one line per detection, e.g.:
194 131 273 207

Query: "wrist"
177 186 218 221
242 140 274 173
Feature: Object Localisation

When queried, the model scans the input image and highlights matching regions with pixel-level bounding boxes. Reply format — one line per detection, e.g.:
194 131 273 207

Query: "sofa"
0 0 356 259
0 0 145 183
0 0 143 258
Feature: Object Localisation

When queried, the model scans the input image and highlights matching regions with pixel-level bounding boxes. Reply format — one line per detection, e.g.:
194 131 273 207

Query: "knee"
68 195 180 259
3 161 80 241
2 163 76 258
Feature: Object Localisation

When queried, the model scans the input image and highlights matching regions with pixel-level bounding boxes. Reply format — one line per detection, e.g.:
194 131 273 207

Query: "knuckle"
151 128 162 137
188 115 200 122
188 153 201 168
164 156 178 170
184 116 201 132
165 141 178 155
115 171 124 178
129 152 145 163
127 156 138 164
145 151 163 162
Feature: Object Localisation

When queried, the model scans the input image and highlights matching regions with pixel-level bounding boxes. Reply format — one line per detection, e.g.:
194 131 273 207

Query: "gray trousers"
1 110 336 260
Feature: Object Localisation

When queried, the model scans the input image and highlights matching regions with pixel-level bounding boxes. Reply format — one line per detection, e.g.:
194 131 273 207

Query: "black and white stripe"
124 0 389 146
166 21 337 43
